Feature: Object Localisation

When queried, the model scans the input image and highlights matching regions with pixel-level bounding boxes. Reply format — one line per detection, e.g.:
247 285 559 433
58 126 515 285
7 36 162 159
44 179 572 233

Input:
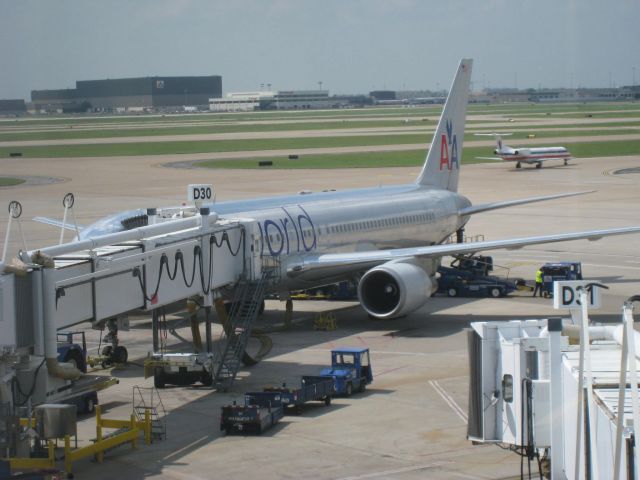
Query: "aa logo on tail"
439 119 459 171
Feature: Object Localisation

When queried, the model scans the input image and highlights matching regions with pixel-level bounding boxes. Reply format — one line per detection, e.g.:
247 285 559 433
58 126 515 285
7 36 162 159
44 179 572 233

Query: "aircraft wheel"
447 288 458 297
516 162 521 169
536 163 542 169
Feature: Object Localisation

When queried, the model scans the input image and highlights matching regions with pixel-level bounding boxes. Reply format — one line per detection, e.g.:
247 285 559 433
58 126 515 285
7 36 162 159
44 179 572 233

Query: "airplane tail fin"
474 132 513 153
416 58 472 191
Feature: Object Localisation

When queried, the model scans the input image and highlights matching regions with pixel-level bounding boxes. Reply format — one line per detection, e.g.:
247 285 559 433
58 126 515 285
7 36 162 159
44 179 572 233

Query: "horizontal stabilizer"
474 132 513 137
458 190 594 216
475 156 503 161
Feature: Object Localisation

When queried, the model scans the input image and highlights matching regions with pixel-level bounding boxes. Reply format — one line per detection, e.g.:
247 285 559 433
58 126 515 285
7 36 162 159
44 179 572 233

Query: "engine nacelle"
357 261 436 319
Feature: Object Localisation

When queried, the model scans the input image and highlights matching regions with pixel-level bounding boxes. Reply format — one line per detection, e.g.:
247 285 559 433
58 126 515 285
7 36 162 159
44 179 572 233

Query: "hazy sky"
1 0 639 100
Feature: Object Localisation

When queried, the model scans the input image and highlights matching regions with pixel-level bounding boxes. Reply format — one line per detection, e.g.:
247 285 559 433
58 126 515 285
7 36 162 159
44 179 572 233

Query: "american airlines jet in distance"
34 59 640 320
476 132 572 169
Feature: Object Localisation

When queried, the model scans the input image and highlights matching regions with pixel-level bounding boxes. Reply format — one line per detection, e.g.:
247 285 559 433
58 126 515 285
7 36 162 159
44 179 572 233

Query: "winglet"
416 58 472 192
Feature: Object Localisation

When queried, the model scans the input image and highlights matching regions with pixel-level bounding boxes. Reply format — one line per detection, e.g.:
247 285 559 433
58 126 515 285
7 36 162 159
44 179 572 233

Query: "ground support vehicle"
56 331 118 413
436 255 521 298
539 262 583 297
320 348 373 396
220 396 283 435
263 375 335 413
145 353 214 389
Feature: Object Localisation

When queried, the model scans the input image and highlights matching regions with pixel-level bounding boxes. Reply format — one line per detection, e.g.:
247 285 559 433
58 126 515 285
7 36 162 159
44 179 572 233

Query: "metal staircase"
132 385 167 441
212 269 271 391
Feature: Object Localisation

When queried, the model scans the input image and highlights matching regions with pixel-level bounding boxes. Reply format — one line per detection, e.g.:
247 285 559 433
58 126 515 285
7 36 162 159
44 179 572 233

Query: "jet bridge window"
502 374 514 403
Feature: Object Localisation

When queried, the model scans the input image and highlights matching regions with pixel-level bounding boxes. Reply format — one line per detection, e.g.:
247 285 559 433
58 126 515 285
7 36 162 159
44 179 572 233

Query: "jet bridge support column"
152 310 159 353
205 307 212 354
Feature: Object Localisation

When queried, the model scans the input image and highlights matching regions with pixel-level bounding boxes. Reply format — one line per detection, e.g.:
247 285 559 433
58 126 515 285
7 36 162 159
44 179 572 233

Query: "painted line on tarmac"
337 462 449 480
429 380 467 424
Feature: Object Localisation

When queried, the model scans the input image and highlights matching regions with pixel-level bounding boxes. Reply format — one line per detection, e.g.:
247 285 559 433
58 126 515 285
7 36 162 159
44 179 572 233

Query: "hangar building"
31 76 222 112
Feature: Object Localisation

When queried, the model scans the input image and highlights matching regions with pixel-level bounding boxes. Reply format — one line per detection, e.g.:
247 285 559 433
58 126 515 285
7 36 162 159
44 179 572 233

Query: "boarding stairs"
132 385 167 441
212 269 271 391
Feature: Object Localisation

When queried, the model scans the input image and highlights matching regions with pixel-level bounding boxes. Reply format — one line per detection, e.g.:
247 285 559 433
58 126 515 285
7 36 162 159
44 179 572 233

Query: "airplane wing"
475 156 503 161
459 191 593 216
285 226 640 281
33 216 85 231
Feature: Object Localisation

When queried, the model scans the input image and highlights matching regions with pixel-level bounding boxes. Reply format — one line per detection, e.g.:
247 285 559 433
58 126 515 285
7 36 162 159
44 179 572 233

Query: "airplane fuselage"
498 146 571 164
215 184 471 290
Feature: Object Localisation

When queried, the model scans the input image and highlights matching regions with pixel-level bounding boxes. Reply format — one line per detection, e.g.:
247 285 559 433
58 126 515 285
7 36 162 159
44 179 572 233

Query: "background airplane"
30 59 640 321
475 132 572 169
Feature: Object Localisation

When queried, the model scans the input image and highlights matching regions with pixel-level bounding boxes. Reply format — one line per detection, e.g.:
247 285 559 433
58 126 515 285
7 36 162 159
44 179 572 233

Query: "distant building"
209 91 273 112
369 90 396 101
31 76 222 113
0 99 27 115
209 90 331 112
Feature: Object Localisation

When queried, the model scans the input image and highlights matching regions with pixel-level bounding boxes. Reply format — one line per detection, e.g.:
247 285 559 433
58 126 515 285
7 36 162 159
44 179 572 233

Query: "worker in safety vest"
532 269 543 297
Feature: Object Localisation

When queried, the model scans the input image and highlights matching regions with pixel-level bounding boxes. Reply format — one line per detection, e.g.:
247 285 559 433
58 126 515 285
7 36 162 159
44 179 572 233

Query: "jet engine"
357 261 436 319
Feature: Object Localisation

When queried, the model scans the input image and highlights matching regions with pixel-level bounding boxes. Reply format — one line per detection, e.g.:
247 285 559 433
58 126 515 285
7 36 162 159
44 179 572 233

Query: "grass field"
0 177 26 187
2 127 639 159
1 101 638 168
195 139 640 169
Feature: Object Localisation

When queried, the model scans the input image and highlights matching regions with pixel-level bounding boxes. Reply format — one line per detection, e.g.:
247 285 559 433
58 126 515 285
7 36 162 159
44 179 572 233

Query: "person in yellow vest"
533 269 543 297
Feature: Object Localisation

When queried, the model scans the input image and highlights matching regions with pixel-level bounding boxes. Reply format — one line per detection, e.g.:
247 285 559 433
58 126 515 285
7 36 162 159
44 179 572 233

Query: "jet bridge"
467 283 640 479
0 208 263 421
39 218 251 330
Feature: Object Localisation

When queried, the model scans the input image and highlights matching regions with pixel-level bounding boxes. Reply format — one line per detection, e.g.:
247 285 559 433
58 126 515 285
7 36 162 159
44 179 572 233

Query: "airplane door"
242 219 262 281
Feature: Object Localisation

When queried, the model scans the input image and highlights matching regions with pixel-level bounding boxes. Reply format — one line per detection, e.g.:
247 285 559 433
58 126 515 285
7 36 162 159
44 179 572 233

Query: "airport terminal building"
31 75 222 112
209 90 331 112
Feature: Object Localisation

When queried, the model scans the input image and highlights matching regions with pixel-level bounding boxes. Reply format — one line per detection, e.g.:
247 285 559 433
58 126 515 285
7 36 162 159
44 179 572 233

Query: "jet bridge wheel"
101 346 113 368
112 346 128 364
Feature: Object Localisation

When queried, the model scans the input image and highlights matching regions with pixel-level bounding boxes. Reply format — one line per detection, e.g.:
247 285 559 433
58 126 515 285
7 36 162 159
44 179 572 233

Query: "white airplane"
476 132 572 169
33 58 640 320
